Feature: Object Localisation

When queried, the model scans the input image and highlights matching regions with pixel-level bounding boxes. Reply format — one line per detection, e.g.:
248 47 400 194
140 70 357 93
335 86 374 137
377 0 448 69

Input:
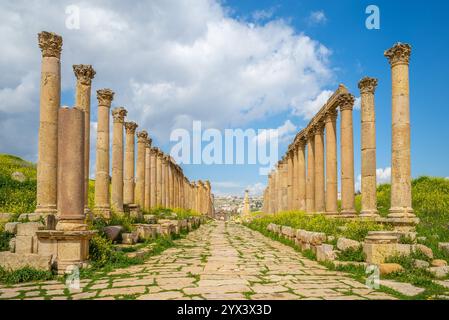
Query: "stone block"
4 222 20 234
143 215 157 224
15 235 34 254
413 259 430 269
413 244 433 259
309 232 327 245
316 244 336 262
0 252 52 271
363 242 413 264
16 222 45 236
18 213 42 222
431 259 448 267
122 233 137 245
337 237 361 251
9 238 16 253
103 226 123 242
0 213 12 221
379 263 404 275
281 226 294 238
428 266 449 278
438 242 449 253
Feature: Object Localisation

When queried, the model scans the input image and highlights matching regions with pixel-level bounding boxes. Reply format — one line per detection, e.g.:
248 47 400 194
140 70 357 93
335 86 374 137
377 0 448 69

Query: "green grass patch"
0 266 55 285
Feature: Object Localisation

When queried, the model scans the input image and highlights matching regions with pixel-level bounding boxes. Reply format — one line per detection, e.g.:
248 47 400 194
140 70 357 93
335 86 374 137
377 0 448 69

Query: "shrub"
0 231 14 252
0 266 54 285
89 234 114 267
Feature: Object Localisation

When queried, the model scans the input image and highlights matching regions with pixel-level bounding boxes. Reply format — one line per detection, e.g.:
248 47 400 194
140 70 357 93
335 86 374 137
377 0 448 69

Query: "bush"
89 234 114 267
0 231 14 252
0 266 54 285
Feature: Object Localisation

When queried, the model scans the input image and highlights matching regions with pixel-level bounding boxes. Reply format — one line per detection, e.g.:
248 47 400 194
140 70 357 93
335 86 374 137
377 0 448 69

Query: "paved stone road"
0 221 395 300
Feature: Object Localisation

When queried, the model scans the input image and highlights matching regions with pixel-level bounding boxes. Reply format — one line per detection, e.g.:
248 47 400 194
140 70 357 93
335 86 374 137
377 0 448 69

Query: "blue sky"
1 0 448 197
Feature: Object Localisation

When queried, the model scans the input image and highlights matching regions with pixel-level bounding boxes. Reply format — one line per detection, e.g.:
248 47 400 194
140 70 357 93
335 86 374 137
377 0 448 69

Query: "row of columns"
263 42 416 221
34 31 214 223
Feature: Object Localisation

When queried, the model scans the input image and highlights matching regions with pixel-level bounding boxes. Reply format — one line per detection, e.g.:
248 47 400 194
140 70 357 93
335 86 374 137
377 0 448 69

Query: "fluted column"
73 65 95 213
124 122 138 205
150 147 157 209
276 164 282 212
144 138 152 211
94 89 114 218
296 139 306 211
135 131 148 208
291 147 298 210
111 107 127 214
35 31 63 219
359 77 380 217
384 43 415 219
314 122 325 213
156 149 163 207
163 155 169 208
306 134 315 213
339 93 357 216
169 160 174 209
325 110 338 214
287 151 294 210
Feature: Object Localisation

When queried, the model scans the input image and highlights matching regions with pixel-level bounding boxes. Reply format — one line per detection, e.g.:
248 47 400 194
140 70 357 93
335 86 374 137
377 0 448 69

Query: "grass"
0 266 55 285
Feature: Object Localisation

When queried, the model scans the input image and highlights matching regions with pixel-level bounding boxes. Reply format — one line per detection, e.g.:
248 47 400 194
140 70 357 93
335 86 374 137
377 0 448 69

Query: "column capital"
38 31 63 58
384 43 411 67
312 121 325 135
150 147 158 154
145 138 152 148
112 107 127 123
124 121 138 134
294 137 306 150
324 109 338 123
73 65 96 86
136 130 148 143
358 77 378 94
97 89 115 107
337 93 355 111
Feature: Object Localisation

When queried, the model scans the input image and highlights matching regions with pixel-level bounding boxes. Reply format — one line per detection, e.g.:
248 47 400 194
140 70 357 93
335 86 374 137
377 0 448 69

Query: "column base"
388 207 415 219
93 206 111 219
359 210 380 219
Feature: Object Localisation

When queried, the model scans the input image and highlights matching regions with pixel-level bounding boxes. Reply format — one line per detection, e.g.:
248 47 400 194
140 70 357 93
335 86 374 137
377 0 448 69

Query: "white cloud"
246 182 266 196
0 0 334 164
308 10 327 25
252 7 277 22
213 181 241 188
354 96 361 110
355 167 391 192
293 90 333 119
255 119 298 145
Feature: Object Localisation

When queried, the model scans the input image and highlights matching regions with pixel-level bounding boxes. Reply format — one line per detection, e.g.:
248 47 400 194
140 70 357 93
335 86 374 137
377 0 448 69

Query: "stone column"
359 77 380 218
135 130 148 208
144 138 152 211
150 147 157 209
276 163 282 212
73 65 95 214
306 134 315 213
161 155 168 208
338 93 357 216
325 110 338 215
111 107 127 214
291 147 298 210
124 122 138 205
156 149 163 207
169 160 174 209
314 122 325 213
35 31 63 220
287 151 294 211
384 43 416 219
57 107 85 230
94 89 114 218
296 139 306 211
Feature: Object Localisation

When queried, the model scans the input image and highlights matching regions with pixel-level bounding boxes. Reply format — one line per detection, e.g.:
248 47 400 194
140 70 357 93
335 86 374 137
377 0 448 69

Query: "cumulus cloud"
355 167 391 192
0 0 334 164
308 10 327 25
254 119 297 145
293 90 333 119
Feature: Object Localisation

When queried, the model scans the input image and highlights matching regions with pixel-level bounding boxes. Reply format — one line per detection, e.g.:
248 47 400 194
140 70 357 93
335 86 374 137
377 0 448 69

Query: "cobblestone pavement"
0 221 395 300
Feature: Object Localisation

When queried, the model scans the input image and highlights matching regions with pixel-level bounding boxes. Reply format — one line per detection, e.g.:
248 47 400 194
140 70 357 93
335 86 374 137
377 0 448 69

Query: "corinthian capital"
358 77 378 95
313 121 325 135
137 130 148 143
38 31 63 58
145 138 152 148
324 109 338 123
124 121 138 134
112 107 127 123
384 43 411 67
97 89 115 106
337 93 355 111
73 65 96 85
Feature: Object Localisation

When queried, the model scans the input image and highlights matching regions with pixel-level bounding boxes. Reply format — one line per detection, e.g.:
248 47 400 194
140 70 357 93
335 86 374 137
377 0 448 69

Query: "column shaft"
306 135 315 213
135 131 148 208
111 107 127 213
314 123 325 213
124 122 138 205
325 110 338 214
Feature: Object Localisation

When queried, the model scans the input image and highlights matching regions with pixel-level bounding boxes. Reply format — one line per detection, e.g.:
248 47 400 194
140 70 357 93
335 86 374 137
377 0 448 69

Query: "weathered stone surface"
428 266 449 278
9 238 16 253
0 213 12 221
18 213 42 222
121 232 138 245
4 222 20 234
413 259 430 269
103 226 123 242
16 222 44 236
363 243 413 264
337 237 361 251
431 259 448 267
414 244 433 260
380 280 424 296
0 252 52 271
438 243 449 253
379 263 404 275
316 244 336 262
11 171 27 182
